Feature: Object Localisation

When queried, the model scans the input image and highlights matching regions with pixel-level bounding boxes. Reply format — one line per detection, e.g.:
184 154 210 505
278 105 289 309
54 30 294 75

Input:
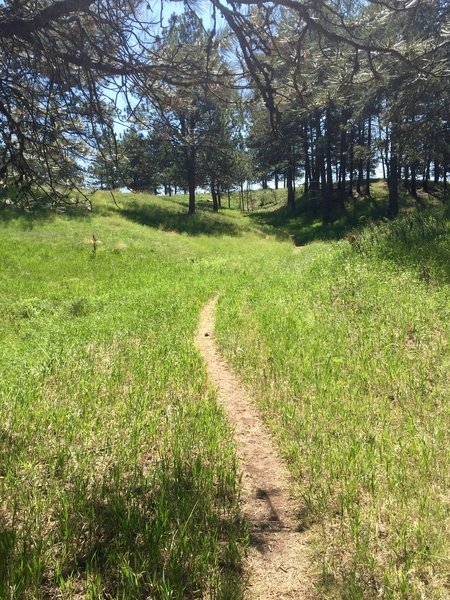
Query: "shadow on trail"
121 202 242 237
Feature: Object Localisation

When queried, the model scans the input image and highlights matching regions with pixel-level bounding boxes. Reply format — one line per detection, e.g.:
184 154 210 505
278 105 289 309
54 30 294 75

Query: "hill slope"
0 191 448 598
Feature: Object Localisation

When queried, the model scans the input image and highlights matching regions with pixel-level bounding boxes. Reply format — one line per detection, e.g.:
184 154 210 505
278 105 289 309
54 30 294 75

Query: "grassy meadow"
0 186 448 598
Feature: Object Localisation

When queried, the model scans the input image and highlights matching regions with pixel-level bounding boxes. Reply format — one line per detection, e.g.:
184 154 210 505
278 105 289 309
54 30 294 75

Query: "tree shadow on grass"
249 190 449 282
0 205 56 230
44 458 244 599
1 484 244 600
248 182 445 245
248 193 389 245
121 202 243 237
354 208 450 284
0 205 93 230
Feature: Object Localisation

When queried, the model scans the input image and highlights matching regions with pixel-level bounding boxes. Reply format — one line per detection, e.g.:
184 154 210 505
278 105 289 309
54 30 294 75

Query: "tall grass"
0 202 246 599
216 208 449 598
1 192 448 598
350 206 450 283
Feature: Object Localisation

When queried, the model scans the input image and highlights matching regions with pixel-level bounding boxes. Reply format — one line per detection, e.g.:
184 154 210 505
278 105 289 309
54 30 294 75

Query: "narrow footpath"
196 295 314 600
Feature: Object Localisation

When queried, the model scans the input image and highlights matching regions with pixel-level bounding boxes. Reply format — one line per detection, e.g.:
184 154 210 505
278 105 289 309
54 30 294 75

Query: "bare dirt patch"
196 295 315 599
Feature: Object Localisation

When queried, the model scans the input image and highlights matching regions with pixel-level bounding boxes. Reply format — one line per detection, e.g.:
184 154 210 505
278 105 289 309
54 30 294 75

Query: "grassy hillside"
0 188 448 598
0 195 250 599
217 211 449 598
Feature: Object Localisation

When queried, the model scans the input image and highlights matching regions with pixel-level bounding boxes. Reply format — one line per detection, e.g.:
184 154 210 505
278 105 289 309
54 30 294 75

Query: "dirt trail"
196 295 314 599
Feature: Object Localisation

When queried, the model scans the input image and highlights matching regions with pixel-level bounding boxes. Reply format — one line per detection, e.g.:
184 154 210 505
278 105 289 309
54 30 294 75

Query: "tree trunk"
322 104 333 223
411 165 417 198
325 104 333 200
384 124 390 180
217 183 222 208
338 113 347 193
378 114 386 180
434 160 440 183
286 163 296 210
211 180 218 212
365 115 372 196
357 121 364 195
315 115 327 195
310 118 320 193
423 158 430 192
348 125 354 198
187 148 196 215
388 127 399 217
303 124 311 194
404 165 410 191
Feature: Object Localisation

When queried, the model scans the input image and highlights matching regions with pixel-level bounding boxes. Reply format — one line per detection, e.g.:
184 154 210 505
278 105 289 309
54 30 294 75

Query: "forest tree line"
1 1 449 219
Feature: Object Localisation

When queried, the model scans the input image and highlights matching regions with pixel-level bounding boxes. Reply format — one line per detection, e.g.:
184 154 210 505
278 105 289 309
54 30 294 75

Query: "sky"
110 0 385 187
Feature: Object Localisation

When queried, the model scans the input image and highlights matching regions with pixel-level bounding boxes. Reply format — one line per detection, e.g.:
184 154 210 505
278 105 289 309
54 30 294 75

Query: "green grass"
0 188 448 598
216 195 450 598
0 197 248 599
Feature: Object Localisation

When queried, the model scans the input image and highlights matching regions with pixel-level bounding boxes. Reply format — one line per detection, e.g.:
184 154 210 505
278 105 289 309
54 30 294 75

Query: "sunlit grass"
216 204 449 599
0 200 247 599
1 190 448 598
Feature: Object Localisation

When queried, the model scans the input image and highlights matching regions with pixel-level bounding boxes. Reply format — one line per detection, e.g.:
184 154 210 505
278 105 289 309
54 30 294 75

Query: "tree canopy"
0 0 448 213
